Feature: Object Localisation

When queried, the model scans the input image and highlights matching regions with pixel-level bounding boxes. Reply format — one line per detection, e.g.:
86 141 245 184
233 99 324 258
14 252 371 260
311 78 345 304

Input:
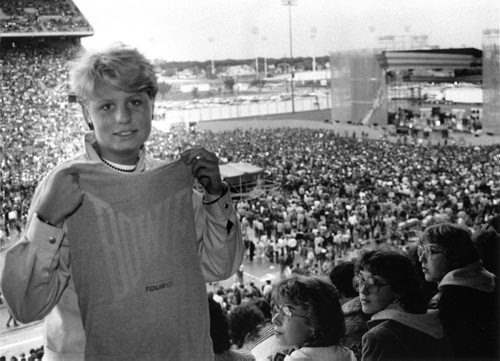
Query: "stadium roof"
378 48 482 70
220 162 263 179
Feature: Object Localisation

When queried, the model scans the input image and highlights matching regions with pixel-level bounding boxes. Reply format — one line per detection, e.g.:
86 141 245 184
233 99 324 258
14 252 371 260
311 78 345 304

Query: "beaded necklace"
98 154 138 173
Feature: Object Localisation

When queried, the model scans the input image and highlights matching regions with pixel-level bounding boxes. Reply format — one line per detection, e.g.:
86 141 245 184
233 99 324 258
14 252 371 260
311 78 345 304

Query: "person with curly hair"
271 274 355 361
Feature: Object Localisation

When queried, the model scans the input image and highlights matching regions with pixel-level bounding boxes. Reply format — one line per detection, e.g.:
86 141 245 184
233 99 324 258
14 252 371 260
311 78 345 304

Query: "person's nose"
418 252 427 264
271 312 282 325
116 104 131 124
359 282 370 295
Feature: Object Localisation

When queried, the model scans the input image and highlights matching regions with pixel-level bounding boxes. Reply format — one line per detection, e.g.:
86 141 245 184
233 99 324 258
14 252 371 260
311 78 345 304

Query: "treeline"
155 55 330 76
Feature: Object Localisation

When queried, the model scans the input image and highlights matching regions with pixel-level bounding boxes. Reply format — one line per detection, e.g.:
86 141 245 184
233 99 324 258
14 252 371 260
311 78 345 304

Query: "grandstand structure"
0 0 93 39
1 0 93 226
330 43 500 135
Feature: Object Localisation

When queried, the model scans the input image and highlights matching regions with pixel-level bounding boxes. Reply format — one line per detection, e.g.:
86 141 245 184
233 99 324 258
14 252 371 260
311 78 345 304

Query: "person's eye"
130 98 143 106
101 104 113 111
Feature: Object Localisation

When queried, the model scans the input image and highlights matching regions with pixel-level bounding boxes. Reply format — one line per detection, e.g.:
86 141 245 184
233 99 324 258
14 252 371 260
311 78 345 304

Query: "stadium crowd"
0 0 91 33
1 41 499 360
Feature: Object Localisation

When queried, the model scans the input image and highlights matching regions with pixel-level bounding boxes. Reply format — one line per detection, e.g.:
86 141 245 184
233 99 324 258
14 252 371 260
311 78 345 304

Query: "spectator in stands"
356 248 450 360
5 309 18 328
1 44 243 361
406 243 438 305
271 275 355 361
329 261 358 305
329 261 368 360
208 297 255 361
487 215 500 234
228 293 287 360
228 303 268 350
419 222 498 360
472 225 500 279
262 279 273 301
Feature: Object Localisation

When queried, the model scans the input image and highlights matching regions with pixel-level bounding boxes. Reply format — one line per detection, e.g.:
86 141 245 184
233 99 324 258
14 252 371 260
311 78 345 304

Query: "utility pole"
282 0 297 113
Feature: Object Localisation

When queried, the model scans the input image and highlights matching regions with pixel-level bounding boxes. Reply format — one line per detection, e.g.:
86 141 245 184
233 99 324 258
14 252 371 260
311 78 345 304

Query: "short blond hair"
69 43 158 102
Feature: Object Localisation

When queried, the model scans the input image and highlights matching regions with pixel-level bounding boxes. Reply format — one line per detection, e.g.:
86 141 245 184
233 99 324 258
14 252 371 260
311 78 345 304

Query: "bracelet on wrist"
36 212 57 227
203 183 229 205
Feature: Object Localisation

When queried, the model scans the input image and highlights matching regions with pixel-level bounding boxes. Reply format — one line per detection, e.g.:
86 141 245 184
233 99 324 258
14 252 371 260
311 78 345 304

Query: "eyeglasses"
417 244 444 259
353 275 390 294
272 304 307 322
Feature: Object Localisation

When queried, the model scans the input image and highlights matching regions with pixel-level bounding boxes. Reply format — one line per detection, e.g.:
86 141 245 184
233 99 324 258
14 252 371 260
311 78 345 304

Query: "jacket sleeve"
0 180 71 324
192 189 244 282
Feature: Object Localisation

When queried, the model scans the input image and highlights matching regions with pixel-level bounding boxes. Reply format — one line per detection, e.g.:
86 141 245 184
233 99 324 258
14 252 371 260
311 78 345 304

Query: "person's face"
84 80 154 164
356 270 399 315
418 243 450 283
272 301 312 348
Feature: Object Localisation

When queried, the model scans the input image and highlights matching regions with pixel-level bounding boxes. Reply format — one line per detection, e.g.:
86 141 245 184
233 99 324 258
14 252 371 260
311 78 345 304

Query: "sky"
73 0 500 62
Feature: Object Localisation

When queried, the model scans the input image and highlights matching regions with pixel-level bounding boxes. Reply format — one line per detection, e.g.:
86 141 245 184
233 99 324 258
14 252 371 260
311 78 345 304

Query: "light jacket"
1 133 244 361
285 345 356 361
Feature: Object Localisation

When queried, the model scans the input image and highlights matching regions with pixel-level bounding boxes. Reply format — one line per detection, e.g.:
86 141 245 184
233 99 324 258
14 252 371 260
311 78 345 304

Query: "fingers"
181 147 224 194
181 147 218 165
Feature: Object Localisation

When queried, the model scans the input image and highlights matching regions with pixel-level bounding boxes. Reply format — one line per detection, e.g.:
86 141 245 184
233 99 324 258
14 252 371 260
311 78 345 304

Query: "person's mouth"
115 130 137 137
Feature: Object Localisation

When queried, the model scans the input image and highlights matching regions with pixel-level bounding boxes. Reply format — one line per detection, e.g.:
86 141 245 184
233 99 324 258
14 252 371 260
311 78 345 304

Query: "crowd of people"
206 221 498 360
147 125 500 276
0 41 499 360
0 0 91 33
0 346 44 361
1 42 84 243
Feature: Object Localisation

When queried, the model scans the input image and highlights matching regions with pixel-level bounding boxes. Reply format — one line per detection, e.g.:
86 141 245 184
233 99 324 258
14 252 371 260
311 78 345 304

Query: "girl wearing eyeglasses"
271 275 356 361
419 223 498 360
355 249 450 361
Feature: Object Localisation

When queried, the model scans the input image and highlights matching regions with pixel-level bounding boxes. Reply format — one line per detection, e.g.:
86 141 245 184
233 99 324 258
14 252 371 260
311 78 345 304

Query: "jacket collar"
83 132 149 173
438 261 496 293
368 309 443 339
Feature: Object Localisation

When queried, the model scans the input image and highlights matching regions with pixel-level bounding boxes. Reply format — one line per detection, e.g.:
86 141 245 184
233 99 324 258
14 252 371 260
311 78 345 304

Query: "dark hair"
329 261 357 298
356 248 427 314
208 297 231 354
488 215 500 233
228 303 266 348
272 275 345 347
473 228 500 277
421 222 480 268
248 297 272 320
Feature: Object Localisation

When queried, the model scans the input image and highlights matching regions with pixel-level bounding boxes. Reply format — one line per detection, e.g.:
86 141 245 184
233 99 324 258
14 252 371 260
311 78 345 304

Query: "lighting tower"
281 0 297 113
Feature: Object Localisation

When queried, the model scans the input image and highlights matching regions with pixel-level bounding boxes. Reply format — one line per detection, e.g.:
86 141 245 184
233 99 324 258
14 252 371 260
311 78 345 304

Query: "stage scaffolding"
330 49 387 125
482 29 500 134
